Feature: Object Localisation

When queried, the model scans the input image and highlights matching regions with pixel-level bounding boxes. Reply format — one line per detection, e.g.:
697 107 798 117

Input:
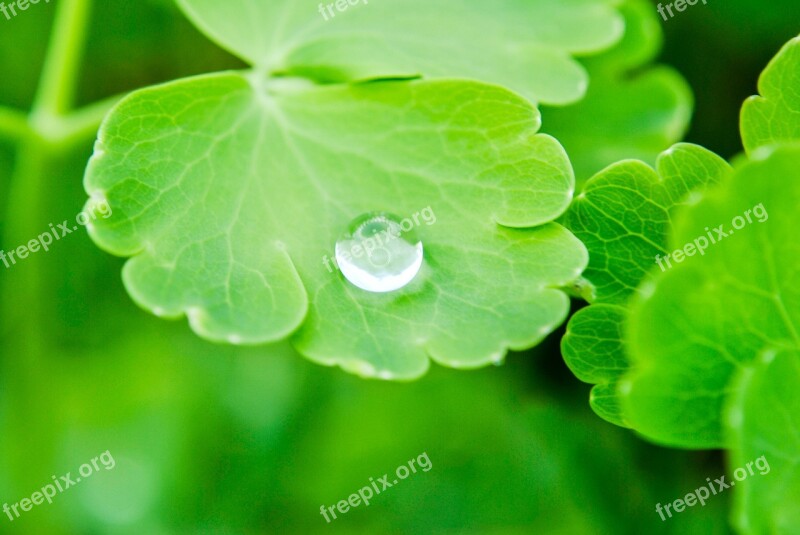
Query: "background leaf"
657 0 800 159
176 0 625 105
740 36 800 155
542 0 693 184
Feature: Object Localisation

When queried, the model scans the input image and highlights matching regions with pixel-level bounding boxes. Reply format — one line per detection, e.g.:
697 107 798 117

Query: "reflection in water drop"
335 212 423 293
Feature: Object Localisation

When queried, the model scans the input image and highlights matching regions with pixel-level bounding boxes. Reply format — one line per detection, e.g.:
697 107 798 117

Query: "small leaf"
176 0 624 105
561 304 628 426
560 144 729 425
564 144 730 305
741 36 800 154
85 76 587 378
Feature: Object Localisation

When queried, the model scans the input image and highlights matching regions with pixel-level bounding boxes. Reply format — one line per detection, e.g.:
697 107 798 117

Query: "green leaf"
542 0 692 183
176 0 624 105
84 75 587 378
560 144 730 425
561 304 628 426
726 349 800 534
620 145 800 448
564 144 730 305
741 36 800 154
612 38 800 529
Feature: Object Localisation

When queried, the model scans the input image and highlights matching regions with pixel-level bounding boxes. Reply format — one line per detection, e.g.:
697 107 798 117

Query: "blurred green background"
0 0 796 532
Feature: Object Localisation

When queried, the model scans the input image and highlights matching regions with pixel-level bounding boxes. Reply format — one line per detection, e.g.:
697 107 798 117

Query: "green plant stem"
2 0 93 278
1 0 100 362
0 106 30 142
0 141 49 355
0 0 94 352
65 91 116 131
31 0 92 120
1 0 95 494
1 0 115 347
33 93 122 152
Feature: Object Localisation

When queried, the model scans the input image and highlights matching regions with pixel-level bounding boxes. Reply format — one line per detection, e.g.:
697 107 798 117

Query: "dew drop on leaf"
335 212 424 293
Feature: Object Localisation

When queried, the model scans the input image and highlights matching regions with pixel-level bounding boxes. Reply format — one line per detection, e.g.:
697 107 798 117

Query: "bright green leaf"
621 145 800 448
176 0 625 105
726 349 800 534
561 303 628 426
84 75 587 379
564 144 729 305
560 144 729 425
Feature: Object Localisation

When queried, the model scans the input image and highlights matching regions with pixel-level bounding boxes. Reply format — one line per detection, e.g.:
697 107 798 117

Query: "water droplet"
335 212 423 293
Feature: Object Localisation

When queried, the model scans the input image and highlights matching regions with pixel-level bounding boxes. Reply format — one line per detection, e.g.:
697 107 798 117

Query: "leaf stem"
0 140 49 350
1 0 94 342
0 106 30 143
31 0 92 121
63 93 120 137
43 93 122 151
